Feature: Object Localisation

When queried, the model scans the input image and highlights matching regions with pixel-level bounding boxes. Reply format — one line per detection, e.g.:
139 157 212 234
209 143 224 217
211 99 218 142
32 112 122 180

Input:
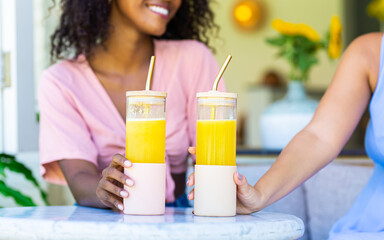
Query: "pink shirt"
39 39 225 202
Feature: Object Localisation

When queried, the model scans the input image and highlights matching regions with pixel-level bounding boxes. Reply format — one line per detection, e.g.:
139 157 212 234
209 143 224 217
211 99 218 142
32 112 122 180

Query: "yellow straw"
144 56 155 115
212 55 232 91
145 56 156 91
210 54 232 120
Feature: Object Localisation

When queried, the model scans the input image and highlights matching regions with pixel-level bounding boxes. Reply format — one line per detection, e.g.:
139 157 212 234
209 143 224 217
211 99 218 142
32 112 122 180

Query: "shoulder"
350 32 382 46
155 39 214 60
39 57 89 103
342 33 382 88
354 33 382 89
346 33 382 63
40 57 88 91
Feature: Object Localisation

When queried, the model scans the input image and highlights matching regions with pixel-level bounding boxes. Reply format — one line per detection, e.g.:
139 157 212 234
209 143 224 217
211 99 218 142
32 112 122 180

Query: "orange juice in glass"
126 118 165 164
124 91 166 215
196 119 236 166
194 91 237 217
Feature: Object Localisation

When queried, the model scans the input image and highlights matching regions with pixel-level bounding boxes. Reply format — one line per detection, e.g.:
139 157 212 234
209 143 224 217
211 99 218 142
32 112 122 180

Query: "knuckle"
103 192 110 201
113 154 124 163
100 179 108 189
102 168 109 177
97 181 104 190
96 188 101 197
106 167 114 176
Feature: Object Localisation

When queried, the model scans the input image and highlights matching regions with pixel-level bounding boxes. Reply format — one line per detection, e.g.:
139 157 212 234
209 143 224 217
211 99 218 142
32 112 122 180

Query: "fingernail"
124 160 132 167
188 191 193 199
117 204 124 211
237 172 243 180
186 179 190 186
120 191 128 198
126 179 134 186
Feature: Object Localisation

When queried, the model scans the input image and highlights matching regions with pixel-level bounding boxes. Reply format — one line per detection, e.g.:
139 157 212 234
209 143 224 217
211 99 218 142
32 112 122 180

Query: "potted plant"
260 16 342 150
0 153 48 207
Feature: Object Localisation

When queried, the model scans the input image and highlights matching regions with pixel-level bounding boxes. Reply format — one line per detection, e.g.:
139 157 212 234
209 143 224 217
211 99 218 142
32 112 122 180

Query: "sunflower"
271 19 320 42
328 16 343 59
367 0 384 22
267 17 342 82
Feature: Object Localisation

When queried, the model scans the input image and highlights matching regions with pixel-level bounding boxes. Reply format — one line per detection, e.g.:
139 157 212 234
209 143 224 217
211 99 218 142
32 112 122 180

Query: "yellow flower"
367 0 384 22
328 16 342 59
271 19 320 42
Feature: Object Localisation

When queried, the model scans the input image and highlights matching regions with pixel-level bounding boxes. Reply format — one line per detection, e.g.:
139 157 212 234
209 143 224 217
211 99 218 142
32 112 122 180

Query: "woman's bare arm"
253 33 381 209
59 154 134 210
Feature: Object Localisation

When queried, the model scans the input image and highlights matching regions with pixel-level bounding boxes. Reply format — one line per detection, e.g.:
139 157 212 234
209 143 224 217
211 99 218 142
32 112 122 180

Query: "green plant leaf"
266 33 327 81
300 53 317 70
266 36 287 46
0 153 49 205
294 36 316 49
0 180 37 206
0 164 6 178
10 163 48 205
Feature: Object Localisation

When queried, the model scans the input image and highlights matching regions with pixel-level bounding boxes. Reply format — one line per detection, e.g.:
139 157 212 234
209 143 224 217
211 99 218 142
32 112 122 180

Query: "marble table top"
0 206 304 240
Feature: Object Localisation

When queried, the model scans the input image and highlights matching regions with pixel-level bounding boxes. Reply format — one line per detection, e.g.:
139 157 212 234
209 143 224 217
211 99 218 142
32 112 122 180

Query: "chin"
151 31 166 37
145 26 167 37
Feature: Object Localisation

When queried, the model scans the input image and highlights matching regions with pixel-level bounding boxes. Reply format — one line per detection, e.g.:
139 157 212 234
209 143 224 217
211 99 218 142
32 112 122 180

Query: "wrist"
251 185 269 212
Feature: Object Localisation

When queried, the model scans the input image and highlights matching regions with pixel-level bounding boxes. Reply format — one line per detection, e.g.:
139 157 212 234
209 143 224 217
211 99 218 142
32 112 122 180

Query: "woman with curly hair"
38 0 224 211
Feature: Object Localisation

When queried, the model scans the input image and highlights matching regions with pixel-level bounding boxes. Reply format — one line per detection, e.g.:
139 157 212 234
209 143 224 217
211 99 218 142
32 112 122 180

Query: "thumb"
234 172 251 194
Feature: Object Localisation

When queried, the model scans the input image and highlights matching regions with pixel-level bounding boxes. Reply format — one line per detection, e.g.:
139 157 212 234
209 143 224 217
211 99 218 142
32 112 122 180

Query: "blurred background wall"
5 0 383 153
213 0 343 111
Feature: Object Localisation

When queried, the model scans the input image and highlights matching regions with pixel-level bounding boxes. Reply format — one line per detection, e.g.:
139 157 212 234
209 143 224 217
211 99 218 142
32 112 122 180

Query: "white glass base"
123 163 165 215
194 165 237 217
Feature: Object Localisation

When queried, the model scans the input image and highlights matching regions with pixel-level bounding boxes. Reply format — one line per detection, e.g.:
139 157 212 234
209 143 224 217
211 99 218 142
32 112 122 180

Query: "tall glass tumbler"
124 91 167 215
194 91 237 217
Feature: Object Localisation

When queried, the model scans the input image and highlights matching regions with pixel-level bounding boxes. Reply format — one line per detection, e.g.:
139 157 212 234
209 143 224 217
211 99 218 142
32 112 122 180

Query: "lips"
146 4 170 18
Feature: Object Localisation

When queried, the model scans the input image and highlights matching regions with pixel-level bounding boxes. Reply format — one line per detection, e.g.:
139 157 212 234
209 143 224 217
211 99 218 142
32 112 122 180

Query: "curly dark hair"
50 0 219 61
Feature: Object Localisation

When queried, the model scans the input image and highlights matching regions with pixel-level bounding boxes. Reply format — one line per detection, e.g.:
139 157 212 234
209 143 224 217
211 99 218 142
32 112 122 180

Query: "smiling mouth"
147 4 170 18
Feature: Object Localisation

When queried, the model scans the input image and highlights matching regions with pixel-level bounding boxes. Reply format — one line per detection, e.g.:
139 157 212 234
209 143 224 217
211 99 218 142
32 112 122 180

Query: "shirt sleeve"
38 69 98 185
186 42 227 163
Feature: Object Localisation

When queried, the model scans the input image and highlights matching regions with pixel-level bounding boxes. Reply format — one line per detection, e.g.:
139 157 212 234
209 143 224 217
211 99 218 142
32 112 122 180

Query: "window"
0 0 38 154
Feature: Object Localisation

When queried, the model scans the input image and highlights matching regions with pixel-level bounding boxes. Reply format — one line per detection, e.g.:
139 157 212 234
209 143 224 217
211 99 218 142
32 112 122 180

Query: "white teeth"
148 5 169 16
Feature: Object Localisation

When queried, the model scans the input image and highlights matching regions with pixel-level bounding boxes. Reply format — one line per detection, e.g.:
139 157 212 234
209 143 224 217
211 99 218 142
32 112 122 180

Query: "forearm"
58 159 107 208
68 171 106 208
254 128 340 209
